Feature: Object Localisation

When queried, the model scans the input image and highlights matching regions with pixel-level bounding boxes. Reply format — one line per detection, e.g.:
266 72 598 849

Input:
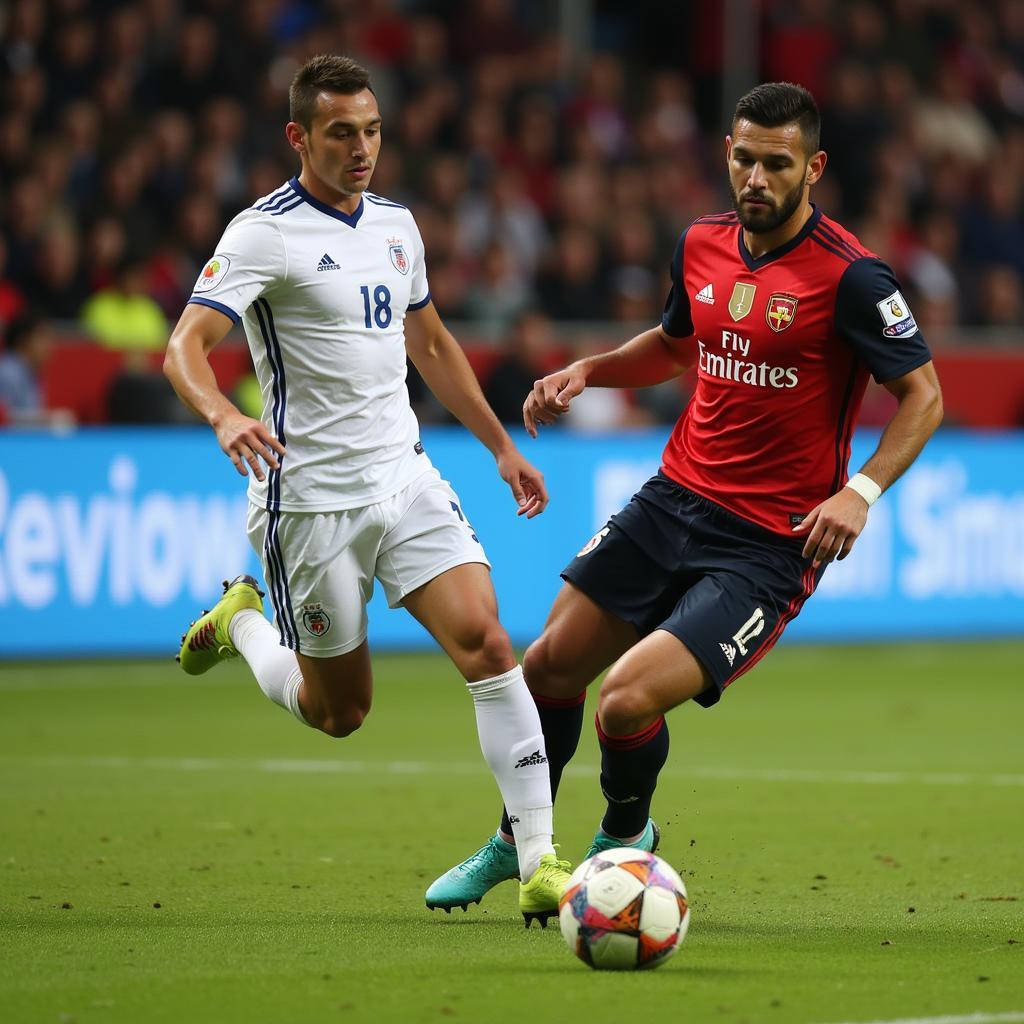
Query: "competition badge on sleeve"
195 255 231 292
876 291 919 338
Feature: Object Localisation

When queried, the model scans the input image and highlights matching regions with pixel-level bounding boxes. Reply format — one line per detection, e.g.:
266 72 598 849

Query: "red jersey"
660 205 931 537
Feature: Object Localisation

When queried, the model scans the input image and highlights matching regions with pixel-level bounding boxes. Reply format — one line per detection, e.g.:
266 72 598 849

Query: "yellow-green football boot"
177 575 264 675
518 851 572 929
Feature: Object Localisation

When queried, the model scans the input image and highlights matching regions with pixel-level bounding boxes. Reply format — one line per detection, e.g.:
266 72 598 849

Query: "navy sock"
596 713 670 839
500 691 586 836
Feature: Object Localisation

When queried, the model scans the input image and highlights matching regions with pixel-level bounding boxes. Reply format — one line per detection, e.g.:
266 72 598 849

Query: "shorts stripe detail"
253 298 288 512
263 510 300 651
253 297 300 651
262 517 295 650
534 691 587 710
595 713 666 750
723 566 818 687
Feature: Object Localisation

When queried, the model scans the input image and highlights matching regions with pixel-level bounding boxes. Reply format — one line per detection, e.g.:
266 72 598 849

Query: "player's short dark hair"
733 82 820 155
289 55 374 129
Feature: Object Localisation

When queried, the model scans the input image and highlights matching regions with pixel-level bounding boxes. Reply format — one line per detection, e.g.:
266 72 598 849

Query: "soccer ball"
558 847 690 970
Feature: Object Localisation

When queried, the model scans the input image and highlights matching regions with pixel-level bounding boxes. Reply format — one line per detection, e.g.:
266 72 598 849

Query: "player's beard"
730 176 805 233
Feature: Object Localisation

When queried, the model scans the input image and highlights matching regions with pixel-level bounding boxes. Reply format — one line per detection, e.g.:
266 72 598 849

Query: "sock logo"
514 750 548 768
508 815 521 825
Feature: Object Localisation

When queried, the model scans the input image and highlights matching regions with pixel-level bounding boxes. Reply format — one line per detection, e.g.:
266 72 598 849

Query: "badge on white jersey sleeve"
188 210 286 320
194 256 231 292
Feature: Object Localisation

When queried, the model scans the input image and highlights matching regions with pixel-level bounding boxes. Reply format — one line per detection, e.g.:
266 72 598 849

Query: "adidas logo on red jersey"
695 282 715 305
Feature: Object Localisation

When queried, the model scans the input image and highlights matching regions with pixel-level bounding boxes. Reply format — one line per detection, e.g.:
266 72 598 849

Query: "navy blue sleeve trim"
660 229 693 338
834 258 932 384
407 292 431 311
188 296 241 324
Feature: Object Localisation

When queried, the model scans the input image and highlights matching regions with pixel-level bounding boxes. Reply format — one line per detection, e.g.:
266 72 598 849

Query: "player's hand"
213 410 287 482
496 447 548 518
522 364 587 438
792 488 870 567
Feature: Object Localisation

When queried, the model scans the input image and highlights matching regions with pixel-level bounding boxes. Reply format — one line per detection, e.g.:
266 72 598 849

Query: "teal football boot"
583 817 661 861
425 834 519 913
177 575 264 675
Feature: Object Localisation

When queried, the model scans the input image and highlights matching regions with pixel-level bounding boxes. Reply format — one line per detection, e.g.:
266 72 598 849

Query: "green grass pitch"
1 642 1022 1024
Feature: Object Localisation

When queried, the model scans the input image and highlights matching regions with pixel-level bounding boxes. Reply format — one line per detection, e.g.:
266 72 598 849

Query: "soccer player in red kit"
425 82 942 913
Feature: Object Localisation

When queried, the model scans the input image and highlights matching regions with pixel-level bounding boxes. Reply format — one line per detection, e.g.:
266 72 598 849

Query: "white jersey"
189 177 433 512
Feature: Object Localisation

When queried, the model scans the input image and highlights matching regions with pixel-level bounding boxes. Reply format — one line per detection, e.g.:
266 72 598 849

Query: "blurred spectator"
968 265 1024 329
915 61 998 165
106 367 194 424
23 222 89 319
457 166 548 280
536 226 608 321
820 60 890 219
0 311 72 427
609 265 660 325
482 310 562 425
563 52 631 160
563 339 655 434
958 166 1024 279
462 240 534 340
80 258 169 353
761 0 838 101
0 237 26 329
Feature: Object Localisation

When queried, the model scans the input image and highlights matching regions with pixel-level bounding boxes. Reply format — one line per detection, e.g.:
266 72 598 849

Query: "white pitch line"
8 755 1024 788
0 675 211 692
814 1012 1024 1024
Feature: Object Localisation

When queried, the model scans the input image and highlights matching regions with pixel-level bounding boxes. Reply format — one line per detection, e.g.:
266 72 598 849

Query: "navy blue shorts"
561 473 825 707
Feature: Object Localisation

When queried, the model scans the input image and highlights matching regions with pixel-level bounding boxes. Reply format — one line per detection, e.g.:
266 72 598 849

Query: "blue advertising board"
1 427 1021 657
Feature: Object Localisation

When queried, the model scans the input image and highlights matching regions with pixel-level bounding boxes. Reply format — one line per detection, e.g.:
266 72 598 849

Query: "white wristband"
845 472 882 506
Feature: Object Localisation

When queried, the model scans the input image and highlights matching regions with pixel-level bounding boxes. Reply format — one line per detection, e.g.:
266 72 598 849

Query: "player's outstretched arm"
522 325 693 437
794 361 943 566
163 303 286 482
405 302 547 518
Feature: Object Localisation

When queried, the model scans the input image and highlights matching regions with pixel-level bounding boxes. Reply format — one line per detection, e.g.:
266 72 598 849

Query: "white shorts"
246 469 490 658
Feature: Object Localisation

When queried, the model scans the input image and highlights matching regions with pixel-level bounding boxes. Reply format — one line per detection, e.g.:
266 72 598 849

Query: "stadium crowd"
1 0 1023 426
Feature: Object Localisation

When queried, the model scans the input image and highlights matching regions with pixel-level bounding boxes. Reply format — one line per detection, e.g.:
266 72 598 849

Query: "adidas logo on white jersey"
695 282 715 305
719 642 736 666
317 253 341 272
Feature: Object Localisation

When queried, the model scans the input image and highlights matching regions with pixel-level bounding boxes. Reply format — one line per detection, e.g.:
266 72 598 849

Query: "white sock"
466 665 554 879
229 609 309 727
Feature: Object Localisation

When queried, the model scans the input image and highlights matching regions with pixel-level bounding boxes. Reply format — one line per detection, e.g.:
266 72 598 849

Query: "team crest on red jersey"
766 293 799 332
388 238 409 275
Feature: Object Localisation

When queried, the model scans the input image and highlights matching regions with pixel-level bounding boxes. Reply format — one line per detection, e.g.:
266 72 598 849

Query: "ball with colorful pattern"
558 848 690 970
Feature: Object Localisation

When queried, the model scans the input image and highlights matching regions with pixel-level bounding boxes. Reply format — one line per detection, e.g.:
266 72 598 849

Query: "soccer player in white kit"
164 55 569 927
